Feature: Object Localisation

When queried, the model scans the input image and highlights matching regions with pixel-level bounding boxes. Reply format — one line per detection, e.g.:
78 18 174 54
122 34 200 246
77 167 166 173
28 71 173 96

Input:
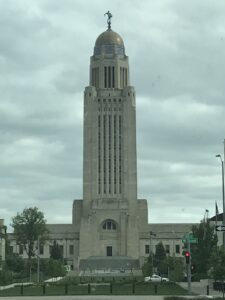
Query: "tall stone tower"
73 14 148 269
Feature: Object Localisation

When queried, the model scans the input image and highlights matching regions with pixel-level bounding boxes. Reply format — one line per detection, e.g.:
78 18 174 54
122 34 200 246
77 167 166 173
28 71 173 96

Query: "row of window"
145 244 181 255
104 66 115 88
15 244 74 256
90 66 128 89
98 114 122 195
98 98 122 103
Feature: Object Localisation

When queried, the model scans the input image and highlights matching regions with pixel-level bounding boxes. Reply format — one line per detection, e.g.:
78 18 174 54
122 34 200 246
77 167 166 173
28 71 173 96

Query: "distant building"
0 219 6 268
8 19 196 273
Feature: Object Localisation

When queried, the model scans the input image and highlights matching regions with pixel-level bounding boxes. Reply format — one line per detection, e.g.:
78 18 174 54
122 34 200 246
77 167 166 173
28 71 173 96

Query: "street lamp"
149 231 156 270
216 154 225 250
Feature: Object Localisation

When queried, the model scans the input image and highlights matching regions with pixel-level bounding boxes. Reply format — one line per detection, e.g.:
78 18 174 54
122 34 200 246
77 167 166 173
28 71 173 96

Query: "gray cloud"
1 0 224 229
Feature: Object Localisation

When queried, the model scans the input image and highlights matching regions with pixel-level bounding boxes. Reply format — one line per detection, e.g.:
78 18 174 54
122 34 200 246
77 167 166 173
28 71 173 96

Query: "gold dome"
95 30 124 47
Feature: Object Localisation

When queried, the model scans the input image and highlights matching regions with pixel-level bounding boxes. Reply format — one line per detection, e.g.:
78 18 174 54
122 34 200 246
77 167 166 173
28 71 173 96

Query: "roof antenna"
104 11 112 30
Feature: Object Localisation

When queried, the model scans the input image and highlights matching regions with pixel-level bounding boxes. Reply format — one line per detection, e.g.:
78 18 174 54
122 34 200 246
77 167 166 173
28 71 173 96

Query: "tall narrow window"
145 245 150 254
108 66 111 88
119 115 122 194
69 245 74 255
98 115 101 194
108 114 111 193
112 66 115 88
96 68 99 88
103 114 106 193
104 66 107 88
114 114 117 194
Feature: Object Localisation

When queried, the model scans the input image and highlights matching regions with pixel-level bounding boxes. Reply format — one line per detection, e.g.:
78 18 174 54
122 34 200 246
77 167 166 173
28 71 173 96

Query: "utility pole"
37 237 40 283
216 141 225 250
187 240 191 295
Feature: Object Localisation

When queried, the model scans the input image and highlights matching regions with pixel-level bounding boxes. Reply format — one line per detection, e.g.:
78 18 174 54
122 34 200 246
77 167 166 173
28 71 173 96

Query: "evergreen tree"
191 219 217 276
154 242 167 275
142 254 153 276
209 248 225 280
50 240 63 261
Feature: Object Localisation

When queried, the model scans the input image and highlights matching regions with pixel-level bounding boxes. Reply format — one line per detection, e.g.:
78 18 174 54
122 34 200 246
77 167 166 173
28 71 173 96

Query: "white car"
144 274 169 282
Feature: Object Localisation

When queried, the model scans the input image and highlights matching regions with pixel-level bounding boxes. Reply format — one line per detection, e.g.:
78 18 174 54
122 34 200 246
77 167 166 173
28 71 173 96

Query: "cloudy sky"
1 0 225 229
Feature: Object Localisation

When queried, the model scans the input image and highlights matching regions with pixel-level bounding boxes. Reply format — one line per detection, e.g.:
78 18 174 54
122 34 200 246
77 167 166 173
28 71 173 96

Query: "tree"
50 240 63 261
154 242 167 275
11 207 48 260
209 248 225 281
142 254 153 276
6 253 25 274
11 207 48 277
47 258 66 278
155 242 166 263
166 256 184 282
191 219 217 277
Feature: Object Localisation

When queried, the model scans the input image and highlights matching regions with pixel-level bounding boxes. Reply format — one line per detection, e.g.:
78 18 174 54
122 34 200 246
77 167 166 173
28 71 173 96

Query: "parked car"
144 274 169 282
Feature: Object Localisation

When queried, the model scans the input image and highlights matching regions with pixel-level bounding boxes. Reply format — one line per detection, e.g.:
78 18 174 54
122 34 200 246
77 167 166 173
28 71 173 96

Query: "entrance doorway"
106 246 112 256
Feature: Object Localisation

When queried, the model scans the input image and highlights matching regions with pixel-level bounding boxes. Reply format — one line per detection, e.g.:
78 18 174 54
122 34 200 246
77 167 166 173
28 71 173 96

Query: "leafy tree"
47 258 66 278
11 207 48 278
11 207 48 260
191 219 217 276
6 253 25 273
50 240 63 261
209 248 225 281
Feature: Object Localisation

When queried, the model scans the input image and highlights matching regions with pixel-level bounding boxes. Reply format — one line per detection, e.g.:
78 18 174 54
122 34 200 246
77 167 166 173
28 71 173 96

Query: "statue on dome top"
104 11 112 30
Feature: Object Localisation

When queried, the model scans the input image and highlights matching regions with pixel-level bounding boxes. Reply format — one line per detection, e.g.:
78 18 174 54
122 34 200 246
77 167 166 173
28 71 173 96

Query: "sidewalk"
178 281 223 297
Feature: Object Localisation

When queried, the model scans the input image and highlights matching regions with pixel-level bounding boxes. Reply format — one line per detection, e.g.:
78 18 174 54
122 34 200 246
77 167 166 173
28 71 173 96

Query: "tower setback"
73 19 149 270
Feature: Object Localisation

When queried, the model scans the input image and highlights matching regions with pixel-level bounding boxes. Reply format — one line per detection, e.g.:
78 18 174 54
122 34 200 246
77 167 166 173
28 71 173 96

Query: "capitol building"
8 18 198 273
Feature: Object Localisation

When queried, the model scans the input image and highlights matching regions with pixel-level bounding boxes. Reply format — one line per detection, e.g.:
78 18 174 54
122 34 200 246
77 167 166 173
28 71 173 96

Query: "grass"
0 282 189 296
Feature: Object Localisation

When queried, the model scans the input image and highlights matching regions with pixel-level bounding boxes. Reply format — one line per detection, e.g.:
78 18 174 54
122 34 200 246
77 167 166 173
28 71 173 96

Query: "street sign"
182 235 198 244
216 225 225 232
189 238 198 244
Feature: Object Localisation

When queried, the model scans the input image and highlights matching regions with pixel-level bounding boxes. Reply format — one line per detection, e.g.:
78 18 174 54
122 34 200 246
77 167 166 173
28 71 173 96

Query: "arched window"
102 220 116 230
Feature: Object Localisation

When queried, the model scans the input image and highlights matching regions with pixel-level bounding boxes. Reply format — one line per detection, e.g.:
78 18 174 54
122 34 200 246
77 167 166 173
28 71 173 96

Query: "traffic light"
185 251 190 264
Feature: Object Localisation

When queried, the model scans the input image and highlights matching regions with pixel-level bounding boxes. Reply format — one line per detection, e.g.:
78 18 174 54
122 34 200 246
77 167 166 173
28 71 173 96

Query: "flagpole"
223 139 225 250
215 201 218 240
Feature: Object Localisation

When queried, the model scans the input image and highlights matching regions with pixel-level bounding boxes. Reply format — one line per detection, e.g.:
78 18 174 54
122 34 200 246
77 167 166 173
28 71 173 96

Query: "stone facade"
8 27 202 272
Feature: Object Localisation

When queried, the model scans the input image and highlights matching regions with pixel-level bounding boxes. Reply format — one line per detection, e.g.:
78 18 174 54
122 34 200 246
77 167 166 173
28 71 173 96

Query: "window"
59 245 64 257
39 245 44 255
19 245 23 255
102 220 116 230
106 246 112 256
165 245 170 254
69 245 74 255
145 245 150 254
175 244 180 254
49 245 53 255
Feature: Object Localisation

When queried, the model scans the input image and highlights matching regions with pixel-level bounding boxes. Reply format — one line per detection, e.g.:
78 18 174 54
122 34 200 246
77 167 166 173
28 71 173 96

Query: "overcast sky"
1 0 225 229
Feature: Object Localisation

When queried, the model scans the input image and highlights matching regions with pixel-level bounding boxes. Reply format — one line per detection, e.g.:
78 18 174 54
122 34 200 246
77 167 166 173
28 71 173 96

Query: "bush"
0 264 12 285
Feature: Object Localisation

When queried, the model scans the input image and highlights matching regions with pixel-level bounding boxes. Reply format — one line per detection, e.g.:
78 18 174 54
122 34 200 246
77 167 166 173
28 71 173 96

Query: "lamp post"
216 153 225 250
149 231 156 271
